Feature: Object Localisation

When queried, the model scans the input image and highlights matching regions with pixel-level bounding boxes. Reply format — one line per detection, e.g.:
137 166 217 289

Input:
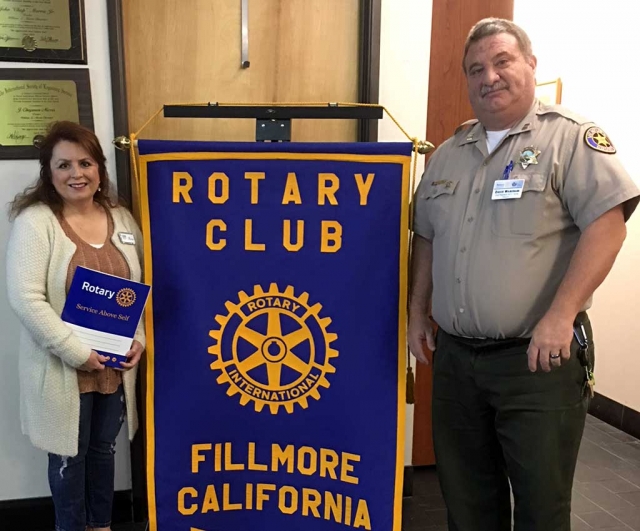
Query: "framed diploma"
536 78 563 105
0 68 93 159
0 0 86 63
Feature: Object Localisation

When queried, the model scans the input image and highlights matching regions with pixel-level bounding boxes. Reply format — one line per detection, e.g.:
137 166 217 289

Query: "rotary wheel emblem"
116 288 136 308
209 283 339 414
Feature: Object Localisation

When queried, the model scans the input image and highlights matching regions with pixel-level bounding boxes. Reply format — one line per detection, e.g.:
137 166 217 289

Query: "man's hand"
79 350 109 372
119 340 144 371
527 312 574 372
408 313 436 365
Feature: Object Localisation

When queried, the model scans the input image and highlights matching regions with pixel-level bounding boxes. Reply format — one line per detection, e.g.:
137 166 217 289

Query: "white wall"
379 0 432 465
514 2 640 410
0 2 132 501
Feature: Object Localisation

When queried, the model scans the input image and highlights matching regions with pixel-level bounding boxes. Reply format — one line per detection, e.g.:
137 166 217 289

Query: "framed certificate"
536 78 563 105
0 68 93 159
0 0 86 63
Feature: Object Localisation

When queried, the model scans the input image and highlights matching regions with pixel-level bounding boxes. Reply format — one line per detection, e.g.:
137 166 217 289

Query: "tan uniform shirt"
413 100 640 339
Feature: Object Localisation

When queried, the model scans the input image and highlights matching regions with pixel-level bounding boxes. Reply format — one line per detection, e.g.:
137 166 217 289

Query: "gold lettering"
246 483 254 510
224 442 245 471
256 483 276 511
321 221 342 253
279 486 298 515
222 483 242 511
319 449 339 480
206 220 227 250
172 172 193 203
354 173 375 205
247 442 268 471
271 444 295 473
297 446 317 476
282 172 302 204
354 499 372 529
208 172 229 204
245 172 265 204
245 219 266 251
341 452 360 484
302 488 322 518
325 491 343 522
177 487 198 515
202 484 220 513
318 173 339 205
191 443 211 473
214 443 222 472
283 220 304 252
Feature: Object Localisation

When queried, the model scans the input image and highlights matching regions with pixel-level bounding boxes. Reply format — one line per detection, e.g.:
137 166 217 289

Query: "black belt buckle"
573 322 590 367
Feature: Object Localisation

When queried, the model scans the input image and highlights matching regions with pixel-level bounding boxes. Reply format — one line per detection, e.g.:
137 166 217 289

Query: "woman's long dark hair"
8 121 117 220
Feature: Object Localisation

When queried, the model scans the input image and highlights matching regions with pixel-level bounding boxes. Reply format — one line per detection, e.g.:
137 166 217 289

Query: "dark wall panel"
412 0 514 467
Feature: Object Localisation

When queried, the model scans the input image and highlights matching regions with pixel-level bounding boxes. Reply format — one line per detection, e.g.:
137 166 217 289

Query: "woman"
6 121 144 531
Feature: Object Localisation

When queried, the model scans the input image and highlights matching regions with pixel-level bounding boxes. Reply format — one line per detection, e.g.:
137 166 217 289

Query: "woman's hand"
79 350 109 372
119 340 144 370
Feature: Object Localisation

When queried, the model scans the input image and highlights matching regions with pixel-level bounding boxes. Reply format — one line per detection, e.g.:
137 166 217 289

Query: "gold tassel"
406 357 415 405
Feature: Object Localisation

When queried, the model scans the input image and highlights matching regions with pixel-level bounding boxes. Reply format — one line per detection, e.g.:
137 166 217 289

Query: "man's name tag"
118 232 136 245
492 179 525 200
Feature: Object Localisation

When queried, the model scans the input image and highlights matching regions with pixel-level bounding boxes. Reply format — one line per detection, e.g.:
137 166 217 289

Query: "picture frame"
0 0 87 64
0 68 93 160
535 78 563 105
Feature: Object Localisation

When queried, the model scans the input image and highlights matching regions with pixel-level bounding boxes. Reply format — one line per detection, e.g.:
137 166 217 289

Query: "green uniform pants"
432 316 593 531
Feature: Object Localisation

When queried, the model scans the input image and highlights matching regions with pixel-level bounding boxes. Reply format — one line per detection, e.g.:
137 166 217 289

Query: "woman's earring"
98 186 102 192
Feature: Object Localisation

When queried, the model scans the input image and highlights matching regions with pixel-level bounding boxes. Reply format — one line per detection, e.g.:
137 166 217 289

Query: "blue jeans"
48 386 125 531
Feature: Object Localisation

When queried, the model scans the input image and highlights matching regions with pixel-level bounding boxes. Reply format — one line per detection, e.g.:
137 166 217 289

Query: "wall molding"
589 392 640 440
0 490 133 531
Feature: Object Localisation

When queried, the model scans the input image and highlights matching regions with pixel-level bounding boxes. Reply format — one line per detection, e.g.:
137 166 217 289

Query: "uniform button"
459 308 465 313
456 278 462 284
460 247 467 253
467 216 474 223
483 161 488 166
475 188 481 194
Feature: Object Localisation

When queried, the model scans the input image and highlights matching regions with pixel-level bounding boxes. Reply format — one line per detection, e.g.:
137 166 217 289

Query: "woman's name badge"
492 179 524 200
118 232 136 245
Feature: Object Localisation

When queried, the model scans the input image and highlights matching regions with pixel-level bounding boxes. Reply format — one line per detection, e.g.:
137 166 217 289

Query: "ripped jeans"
48 385 125 531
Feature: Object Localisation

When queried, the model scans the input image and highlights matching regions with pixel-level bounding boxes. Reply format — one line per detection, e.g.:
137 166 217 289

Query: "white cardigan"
6 203 145 457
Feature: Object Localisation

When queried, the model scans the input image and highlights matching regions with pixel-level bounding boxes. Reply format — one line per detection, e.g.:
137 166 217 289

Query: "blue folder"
61 267 151 368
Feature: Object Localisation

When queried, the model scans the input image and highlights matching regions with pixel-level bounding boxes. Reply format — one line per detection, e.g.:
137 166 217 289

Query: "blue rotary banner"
138 140 411 531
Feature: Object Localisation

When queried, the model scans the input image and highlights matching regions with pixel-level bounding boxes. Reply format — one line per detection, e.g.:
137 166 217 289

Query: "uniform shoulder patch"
584 126 616 154
454 119 478 135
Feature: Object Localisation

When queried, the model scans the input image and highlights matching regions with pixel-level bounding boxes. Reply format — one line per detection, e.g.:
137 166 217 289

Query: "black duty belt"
444 311 590 355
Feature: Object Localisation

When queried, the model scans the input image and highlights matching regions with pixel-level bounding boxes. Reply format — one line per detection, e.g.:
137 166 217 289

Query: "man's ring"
550 354 561 359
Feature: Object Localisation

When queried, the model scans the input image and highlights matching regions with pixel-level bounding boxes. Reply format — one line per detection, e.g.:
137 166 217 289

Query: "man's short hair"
463 18 533 72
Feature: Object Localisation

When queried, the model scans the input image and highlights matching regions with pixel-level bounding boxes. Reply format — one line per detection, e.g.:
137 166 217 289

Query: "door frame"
106 0 382 520
108 0 382 209
411 0 515 467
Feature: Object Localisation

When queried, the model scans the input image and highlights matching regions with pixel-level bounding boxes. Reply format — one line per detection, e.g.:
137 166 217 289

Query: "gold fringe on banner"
114 101 435 404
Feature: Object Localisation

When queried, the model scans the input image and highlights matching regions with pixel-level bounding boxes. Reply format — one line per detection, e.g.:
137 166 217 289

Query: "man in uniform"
408 17 640 531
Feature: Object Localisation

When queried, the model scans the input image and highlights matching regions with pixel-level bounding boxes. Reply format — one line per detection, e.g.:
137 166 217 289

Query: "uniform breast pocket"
492 173 548 238
420 180 460 236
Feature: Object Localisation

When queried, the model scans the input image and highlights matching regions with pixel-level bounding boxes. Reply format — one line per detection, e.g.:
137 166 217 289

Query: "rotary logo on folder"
61 267 151 368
